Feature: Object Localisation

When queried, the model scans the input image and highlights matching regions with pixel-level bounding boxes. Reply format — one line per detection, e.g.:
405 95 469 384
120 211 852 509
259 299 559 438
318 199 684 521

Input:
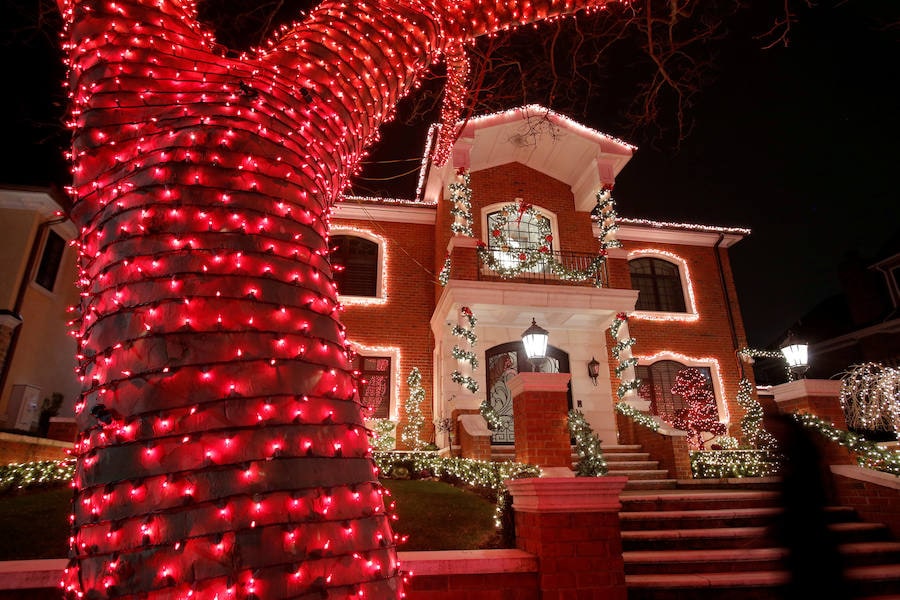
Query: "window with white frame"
331 235 379 297
629 257 687 313
636 360 716 422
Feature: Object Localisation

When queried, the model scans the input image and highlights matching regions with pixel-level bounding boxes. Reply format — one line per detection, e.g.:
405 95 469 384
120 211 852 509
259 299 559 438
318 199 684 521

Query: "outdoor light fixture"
780 331 809 380
587 356 601 386
521 317 549 371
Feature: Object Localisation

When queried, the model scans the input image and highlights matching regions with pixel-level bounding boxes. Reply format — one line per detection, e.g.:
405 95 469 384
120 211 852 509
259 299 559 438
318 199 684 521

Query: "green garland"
690 449 780 479
450 306 479 394
448 170 475 237
401 368 427 450
567 410 608 476
615 402 659 432
609 312 641 399
0 458 75 493
438 253 452 286
793 413 900 476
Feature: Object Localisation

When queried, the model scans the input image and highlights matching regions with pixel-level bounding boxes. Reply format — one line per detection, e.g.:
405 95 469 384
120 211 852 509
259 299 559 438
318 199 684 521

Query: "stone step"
620 490 782 512
842 541 900 567
622 525 774 551
623 479 679 491
601 444 643 453
619 507 781 531
624 547 788 575
627 564 900 600
625 568 789 600
613 469 671 480
603 452 652 461
606 460 660 469
622 521 891 552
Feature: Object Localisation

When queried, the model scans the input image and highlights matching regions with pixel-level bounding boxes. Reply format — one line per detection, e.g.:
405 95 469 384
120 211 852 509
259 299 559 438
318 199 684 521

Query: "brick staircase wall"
615 412 692 479
832 465 900 539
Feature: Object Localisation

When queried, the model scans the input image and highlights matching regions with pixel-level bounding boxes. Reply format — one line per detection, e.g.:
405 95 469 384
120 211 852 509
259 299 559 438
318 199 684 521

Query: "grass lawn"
382 478 499 551
0 479 498 560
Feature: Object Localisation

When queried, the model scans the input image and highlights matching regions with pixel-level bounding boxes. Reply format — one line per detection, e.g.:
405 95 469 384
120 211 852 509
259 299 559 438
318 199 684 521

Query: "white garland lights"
374 452 540 527
0 458 75 492
450 306 480 395
794 413 900 476
609 312 640 398
567 410 608 476
840 363 900 439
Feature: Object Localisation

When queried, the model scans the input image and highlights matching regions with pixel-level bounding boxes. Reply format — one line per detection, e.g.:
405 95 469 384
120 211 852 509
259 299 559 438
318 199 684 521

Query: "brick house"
331 105 753 452
0 186 80 435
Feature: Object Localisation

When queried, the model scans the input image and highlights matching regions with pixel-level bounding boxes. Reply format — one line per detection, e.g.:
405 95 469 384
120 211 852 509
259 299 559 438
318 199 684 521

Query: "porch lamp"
780 331 809 380
521 317 549 372
587 356 601 386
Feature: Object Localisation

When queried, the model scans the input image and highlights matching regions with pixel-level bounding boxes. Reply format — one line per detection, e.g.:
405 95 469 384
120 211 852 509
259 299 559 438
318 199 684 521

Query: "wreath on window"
477 203 553 276
476 201 609 282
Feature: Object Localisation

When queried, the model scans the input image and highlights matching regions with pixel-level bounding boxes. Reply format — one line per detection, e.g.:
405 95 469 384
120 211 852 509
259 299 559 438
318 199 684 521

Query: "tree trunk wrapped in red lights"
59 0 612 597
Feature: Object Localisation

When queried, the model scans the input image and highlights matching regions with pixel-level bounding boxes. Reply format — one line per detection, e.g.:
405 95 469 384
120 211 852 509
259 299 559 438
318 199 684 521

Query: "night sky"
2 1 898 349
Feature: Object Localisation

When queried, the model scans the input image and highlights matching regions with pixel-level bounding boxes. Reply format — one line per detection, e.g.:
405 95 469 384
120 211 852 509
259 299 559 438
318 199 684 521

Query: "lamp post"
521 317 549 372
780 331 809 381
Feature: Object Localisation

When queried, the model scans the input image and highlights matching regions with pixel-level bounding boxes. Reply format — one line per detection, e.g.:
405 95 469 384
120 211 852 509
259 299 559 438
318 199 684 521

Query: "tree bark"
61 0 607 596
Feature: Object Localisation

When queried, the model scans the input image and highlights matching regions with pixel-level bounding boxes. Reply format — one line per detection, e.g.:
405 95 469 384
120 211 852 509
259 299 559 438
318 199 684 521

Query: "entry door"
485 342 571 445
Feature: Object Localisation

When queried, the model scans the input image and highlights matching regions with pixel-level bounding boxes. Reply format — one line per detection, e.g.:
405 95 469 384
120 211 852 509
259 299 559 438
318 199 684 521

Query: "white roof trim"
613 223 745 248
333 203 435 225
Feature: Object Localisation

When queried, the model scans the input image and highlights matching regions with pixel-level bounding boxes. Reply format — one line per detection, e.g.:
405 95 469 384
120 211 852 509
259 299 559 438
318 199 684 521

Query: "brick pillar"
506 477 629 600
771 379 846 427
507 372 572 476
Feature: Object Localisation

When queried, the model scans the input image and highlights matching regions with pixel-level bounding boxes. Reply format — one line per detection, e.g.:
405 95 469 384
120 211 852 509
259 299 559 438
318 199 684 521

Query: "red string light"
59 0 615 597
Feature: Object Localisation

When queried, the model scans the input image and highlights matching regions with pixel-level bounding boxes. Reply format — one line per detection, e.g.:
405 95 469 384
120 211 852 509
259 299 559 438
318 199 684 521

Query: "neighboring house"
757 235 900 385
0 186 80 432
333 106 752 449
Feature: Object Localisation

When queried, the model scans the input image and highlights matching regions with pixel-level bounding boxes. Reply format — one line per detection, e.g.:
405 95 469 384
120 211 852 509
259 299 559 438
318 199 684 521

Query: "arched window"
331 235 379 297
629 257 687 312
635 360 714 421
483 203 556 274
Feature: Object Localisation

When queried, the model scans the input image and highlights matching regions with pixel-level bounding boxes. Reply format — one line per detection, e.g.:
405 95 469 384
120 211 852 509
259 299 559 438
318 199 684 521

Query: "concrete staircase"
491 442 900 599
621 486 900 599
603 444 677 490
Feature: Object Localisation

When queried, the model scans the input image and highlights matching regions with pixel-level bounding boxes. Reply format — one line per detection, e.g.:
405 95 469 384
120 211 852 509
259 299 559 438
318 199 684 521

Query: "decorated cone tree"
671 368 725 450
57 0 612 597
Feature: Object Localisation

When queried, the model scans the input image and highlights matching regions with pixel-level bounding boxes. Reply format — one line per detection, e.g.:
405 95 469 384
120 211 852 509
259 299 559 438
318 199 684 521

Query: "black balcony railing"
477 247 609 287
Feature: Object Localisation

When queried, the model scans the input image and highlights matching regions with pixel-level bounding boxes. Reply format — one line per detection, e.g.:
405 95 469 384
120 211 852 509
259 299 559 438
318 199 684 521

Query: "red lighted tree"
671 368 725 450
57 0 611 597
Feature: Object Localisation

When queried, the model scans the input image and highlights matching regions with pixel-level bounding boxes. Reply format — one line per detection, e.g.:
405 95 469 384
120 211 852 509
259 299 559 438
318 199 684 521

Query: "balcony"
477 247 609 287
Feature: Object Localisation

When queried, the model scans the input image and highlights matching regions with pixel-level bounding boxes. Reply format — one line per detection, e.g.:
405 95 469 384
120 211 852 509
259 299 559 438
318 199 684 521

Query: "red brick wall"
512 391 571 469
467 163 597 255
406 572 539 599
616 412 692 479
0 433 71 464
607 241 748 437
514 511 626 600
831 467 900 539
332 218 435 447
